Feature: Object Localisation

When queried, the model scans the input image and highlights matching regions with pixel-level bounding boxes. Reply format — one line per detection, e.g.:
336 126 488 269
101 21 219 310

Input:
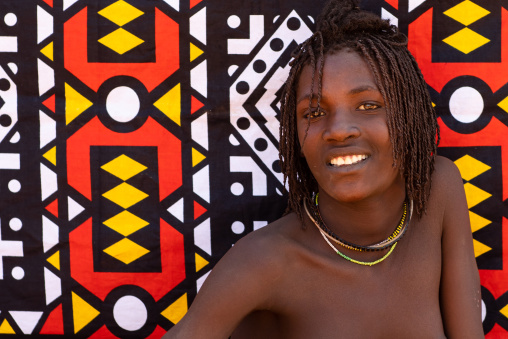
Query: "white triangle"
40 110 56 149
381 8 398 27
37 59 54 96
196 270 210 292
194 218 211 255
193 165 209 203
68 196 85 221
40 163 58 201
191 113 209 150
42 215 59 253
63 0 80 11
190 7 206 45
408 0 426 12
167 198 184 223
37 6 53 44
44 267 61 305
9 311 43 334
190 60 207 98
163 0 179 11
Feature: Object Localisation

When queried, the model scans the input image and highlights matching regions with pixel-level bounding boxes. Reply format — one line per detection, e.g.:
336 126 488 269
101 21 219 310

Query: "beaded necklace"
307 193 412 252
303 201 413 266
317 227 398 266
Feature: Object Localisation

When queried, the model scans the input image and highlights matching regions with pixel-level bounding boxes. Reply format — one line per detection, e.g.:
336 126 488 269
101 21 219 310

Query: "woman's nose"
322 110 361 142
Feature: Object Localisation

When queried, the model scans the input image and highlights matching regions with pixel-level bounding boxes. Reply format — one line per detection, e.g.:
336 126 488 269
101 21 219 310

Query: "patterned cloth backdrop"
0 0 505 337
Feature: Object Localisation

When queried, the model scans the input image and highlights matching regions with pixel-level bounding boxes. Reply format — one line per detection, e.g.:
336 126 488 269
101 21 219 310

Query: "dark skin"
163 50 483 339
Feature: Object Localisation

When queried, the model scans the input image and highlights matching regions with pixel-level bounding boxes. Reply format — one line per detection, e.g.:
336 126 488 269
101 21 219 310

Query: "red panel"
385 0 398 10
64 8 179 91
409 9 508 92
69 218 185 301
42 95 55 113
39 304 64 335
486 324 508 338
42 0 53 7
67 117 182 201
45 199 58 218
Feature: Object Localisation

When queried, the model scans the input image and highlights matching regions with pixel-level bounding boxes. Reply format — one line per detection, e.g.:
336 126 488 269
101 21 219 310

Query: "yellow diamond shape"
98 0 144 26
444 0 490 26
498 96 508 113
103 182 148 209
473 239 491 258
101 154 147 181
443 28 490 54
104 238 149 264
469 211 491 233
98 28 144 55
463 183 491 209
454 154 491 181
103 210 149 236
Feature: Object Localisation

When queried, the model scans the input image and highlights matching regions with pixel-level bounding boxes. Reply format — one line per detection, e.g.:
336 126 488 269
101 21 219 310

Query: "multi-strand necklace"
304 194 413 266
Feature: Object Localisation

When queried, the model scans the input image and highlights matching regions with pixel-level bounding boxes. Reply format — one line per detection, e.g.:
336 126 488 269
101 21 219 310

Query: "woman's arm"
162 229 282 339
438 156 484 338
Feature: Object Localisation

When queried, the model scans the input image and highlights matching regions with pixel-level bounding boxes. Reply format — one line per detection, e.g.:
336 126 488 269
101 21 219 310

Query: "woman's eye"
305 109 326 118
358 103 380 110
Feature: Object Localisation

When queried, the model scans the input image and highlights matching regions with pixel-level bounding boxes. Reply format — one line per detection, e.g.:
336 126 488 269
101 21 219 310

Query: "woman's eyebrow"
349 85 379 95
296 94 316 106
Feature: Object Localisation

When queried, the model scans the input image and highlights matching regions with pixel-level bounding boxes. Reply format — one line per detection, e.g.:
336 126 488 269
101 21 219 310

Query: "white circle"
231 182 244 196
228 65 239 76
4 13 17 26
113 295 147 331
7 62 18 74
449 86 484 123
9 218 22 231
228 15 241 29
481 299 486 322
231 221 245 234
12 266 24 280
9 132 20 143
106 86 140 123
229 134 240 146
8 179 20 193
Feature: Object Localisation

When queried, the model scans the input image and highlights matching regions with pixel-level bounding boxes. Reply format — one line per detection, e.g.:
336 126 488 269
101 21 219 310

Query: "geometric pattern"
0 0 506 336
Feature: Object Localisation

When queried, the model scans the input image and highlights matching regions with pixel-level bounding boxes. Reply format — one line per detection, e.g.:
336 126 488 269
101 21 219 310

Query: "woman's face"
295 49 404 204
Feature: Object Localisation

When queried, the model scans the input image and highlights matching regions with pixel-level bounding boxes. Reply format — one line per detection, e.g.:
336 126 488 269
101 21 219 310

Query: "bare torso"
164 157 482 339
232 192 445 339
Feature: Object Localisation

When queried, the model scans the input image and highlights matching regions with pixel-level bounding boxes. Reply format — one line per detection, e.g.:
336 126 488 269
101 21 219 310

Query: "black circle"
287 17 301 31
237 117 250 130
253 60 267 73
272 160 282 173
254 138 268 151
0 79 11 91
236 81 249 95
270 38 284 51
0 114 12 127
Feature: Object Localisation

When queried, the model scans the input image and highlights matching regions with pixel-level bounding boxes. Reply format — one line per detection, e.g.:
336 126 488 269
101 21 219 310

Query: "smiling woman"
163 0 484 338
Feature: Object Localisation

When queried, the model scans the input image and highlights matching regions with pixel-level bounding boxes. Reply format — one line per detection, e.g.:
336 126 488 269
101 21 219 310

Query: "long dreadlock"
279 0 439 222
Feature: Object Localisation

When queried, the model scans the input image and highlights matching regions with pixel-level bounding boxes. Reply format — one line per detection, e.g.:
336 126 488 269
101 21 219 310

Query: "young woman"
163 0 483 337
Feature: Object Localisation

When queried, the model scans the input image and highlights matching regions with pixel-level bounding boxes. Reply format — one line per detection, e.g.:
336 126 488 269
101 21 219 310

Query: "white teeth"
329 154 368 167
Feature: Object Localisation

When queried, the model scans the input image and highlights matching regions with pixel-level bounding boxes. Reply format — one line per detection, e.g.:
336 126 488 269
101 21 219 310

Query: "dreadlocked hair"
279 0 439 223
